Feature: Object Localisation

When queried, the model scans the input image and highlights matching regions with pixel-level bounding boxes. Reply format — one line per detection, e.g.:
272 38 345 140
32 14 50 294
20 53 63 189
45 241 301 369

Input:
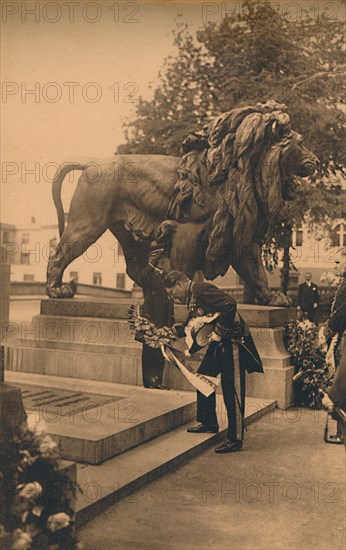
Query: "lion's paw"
267 290 291 307
46 281 76 299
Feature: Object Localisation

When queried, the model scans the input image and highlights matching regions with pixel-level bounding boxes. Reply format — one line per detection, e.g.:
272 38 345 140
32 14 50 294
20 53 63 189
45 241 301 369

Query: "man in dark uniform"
137 247 174 389
297 272 320 322
163 271 263 454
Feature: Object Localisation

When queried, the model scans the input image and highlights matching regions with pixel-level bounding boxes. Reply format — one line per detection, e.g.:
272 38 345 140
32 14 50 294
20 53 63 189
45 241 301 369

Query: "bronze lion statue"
46 101 317 304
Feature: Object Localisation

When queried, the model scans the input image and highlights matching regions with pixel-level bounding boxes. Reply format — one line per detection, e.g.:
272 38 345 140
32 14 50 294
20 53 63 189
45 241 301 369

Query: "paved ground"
79 408 345 550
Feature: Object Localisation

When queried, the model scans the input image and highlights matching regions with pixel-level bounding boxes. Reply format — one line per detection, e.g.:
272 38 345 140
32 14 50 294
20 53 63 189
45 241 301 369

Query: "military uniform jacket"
297 282 320 310
183 282 263 374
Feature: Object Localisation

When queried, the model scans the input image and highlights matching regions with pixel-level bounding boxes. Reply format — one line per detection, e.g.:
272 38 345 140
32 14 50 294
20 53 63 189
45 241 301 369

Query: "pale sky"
1 1 207 225
2 0 341 226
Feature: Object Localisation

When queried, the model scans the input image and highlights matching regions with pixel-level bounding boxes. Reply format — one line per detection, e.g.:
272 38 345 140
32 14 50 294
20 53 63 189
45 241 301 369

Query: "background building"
1 217 133 292
1 217 344 296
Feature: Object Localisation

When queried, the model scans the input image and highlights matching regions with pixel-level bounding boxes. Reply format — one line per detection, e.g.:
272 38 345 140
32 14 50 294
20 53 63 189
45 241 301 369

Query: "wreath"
128 304 177 348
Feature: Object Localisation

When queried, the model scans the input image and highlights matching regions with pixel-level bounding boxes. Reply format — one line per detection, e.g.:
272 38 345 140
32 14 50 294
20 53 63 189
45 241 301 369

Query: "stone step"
30 313 137 346
8 372 197 465
25 312 292 370
13 327 204 363
5 372 276 526
12 335 203 373
7 299 296 408
4 341 200 391
4 335 295 402
41 297 294 327
75 395 276 525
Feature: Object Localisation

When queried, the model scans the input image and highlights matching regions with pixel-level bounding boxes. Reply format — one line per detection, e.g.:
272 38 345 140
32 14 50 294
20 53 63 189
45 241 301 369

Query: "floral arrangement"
0 418 80 550
128 304 177 348
284 319 334 408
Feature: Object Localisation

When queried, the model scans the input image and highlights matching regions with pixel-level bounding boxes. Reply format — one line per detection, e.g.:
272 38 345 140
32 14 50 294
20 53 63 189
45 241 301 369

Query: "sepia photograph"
1 1 345 548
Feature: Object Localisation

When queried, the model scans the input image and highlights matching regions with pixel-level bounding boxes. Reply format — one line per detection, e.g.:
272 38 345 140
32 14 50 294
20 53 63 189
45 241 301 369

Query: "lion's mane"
205 108 294 273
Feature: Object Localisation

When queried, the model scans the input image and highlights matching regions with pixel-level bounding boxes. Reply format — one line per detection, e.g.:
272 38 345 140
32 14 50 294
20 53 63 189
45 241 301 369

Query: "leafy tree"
263 177 345 293
118 0 346 293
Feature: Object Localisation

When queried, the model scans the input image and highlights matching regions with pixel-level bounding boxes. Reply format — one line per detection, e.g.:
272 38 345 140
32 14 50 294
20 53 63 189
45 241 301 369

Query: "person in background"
163 271 263 454
137 246 174 389
297 272 320 322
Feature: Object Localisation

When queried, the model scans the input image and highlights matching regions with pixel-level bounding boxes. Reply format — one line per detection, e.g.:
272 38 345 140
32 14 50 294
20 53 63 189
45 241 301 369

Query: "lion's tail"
52 162 87 237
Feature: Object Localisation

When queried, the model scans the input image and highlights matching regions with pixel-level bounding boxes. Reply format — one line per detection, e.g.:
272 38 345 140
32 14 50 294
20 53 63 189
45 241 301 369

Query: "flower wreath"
128 304 176 348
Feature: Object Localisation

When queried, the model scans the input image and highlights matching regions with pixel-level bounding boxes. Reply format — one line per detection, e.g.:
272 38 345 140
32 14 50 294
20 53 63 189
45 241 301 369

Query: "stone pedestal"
237 305 296 409
4 298 295 408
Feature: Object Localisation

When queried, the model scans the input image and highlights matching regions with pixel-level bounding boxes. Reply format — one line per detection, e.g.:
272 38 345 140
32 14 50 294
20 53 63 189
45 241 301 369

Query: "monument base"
6 370 276 525
4 297 296 408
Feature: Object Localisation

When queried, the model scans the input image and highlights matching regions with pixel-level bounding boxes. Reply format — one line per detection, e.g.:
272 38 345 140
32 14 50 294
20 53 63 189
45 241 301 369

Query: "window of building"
296 228 303 247
116 273 125 289
21 233 30 244
20 252 30 264
93 272 102 285
23 274 34 282
70 271 79 283
292 225 303 247
288 272 299 287
333 223 346 247
2 231 10 243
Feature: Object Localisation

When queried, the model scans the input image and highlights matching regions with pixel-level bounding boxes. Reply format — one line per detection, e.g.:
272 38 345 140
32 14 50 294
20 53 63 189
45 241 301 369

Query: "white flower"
39 435 57 456
47 512 71 533
11 529 32 550
298 320 313 330
18 482 43 500
26 415 47 437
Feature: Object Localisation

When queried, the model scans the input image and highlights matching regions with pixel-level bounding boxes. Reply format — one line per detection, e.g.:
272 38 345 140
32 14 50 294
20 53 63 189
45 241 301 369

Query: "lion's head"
277 132 318 200
258 130 318 218
206 103 318 270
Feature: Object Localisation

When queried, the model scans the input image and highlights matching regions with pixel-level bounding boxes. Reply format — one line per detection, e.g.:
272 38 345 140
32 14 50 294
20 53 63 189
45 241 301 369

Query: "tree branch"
292 70 346 90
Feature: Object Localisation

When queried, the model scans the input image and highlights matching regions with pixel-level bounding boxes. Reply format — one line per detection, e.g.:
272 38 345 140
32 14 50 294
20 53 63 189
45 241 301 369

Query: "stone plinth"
40 299 295 327
7 371 275 524
5 297 296 408
17 384 196 464
244 307 296 409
